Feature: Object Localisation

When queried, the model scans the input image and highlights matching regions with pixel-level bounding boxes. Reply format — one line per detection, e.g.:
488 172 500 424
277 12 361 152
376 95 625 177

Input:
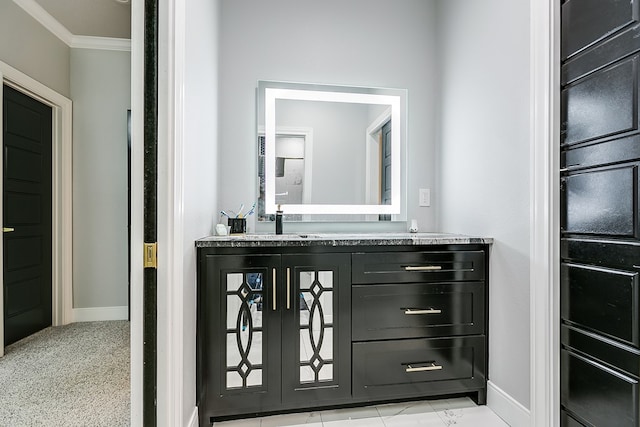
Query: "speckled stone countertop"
195 232 493 248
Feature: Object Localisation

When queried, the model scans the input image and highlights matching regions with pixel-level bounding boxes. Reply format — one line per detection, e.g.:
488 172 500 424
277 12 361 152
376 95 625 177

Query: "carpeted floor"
0 321 130 426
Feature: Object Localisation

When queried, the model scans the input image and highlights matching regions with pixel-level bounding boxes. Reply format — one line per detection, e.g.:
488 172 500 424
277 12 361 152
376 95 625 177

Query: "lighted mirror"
257 80 407 222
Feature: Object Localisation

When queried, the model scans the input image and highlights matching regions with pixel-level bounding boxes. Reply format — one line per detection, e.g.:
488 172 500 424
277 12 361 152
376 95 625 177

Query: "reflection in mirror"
257 81 406 222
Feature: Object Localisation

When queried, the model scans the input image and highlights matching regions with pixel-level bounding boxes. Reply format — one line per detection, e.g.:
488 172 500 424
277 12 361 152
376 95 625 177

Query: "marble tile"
322 417 386 426
212 417 261 427
260 411 323 427
428 397 477 411
381 412 446 427
320 405 382 424
436 406 508 427
376 400 436 418
209 402 508 427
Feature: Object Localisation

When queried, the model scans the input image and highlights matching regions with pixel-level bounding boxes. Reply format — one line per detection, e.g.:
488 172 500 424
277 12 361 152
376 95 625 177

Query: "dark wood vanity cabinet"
200 254 282 417
197 242 489 425
197 250 351 423
351 250 487 403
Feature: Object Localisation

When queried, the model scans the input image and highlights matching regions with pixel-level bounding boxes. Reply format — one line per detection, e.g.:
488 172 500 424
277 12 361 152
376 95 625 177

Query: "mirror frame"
259 81 405 217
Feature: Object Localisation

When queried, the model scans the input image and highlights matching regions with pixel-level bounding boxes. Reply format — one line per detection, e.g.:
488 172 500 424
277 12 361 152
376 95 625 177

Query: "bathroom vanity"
196 233 492 425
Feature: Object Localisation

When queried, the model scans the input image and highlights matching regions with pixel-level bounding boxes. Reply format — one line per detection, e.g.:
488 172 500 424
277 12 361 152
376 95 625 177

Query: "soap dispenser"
275 204 283 235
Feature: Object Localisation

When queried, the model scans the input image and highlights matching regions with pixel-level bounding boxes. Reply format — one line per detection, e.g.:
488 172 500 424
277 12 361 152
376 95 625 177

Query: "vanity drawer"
352 336 485 399
352 251 485 284
352 282 485 341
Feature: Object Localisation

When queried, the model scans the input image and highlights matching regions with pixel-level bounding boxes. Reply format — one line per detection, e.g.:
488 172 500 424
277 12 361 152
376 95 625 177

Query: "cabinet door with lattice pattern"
204 253 282 416
281 253 351 404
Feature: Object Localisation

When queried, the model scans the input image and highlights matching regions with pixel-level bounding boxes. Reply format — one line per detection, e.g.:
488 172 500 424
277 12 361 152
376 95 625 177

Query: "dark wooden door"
560 1 640 425
2 84 52 346
379 120 391 221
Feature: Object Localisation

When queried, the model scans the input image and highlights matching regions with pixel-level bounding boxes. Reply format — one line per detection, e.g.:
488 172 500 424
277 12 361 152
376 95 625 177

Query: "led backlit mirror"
257 81 407 222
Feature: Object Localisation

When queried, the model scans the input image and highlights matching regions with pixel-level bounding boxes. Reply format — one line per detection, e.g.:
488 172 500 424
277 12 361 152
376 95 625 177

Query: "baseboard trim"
187 406 199 427
487 381 531 427
72 306 128 322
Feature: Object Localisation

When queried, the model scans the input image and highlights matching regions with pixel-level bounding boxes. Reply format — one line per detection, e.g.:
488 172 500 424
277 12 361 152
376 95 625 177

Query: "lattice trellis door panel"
298 269 335 384
225 271 265 389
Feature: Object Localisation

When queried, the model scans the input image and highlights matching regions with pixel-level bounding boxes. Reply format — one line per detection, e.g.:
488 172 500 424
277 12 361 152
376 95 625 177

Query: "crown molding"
71 36 131 52
13 0 131 51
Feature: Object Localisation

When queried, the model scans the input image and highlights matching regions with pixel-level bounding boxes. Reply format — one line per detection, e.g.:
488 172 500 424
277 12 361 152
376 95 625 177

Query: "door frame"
0 60 73 358
365 107 391 207
151 0 563 425
156 0 187 424
530 0 560 426
130 0 144 424
258 126 314 205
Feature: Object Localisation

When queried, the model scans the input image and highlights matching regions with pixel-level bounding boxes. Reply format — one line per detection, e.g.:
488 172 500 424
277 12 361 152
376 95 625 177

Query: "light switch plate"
419 188 430 207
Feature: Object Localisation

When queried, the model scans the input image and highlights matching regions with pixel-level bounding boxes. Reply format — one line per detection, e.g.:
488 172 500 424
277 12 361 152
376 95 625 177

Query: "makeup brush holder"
228 217 246 234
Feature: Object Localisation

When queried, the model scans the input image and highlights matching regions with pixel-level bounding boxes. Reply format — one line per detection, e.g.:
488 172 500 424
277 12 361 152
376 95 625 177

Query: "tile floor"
212 397 509 426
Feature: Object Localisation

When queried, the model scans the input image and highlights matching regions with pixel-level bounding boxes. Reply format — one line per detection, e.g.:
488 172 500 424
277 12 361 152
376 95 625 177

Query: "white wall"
71 48 131 309
435 0 531 412
183 0 220 423
0 1 70 97
219 0 438 232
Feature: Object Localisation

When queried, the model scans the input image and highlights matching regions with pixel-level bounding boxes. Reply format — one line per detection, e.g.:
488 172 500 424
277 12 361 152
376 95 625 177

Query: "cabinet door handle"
272 268 277 311
286 268 291 309
406 363 442 373
404 265 442 271
404 308 442 315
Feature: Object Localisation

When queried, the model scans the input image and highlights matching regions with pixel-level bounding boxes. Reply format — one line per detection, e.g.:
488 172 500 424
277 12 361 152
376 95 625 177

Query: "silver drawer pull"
272 268 277 311
405 265 442 271
286 267 291 309
404 308 441 315
406 363 442 373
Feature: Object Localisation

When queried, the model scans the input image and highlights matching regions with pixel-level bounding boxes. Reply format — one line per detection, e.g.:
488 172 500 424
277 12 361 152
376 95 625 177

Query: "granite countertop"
195 232 493 248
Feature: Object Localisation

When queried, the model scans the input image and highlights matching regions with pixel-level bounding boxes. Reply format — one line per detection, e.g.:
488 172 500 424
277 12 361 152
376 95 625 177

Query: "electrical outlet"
419 188 430 207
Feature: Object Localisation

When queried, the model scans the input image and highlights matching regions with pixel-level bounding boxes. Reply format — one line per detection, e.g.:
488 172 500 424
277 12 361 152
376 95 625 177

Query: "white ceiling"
33 0 131 39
